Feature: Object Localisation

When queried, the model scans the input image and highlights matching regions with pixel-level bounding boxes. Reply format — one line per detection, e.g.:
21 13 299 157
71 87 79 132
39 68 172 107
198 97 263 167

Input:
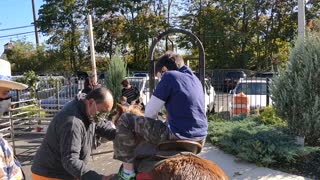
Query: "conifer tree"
105 52 127 104
271 34 320 146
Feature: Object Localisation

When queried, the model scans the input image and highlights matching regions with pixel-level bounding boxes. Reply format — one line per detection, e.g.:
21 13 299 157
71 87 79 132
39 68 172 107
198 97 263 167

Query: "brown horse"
112 104 228 180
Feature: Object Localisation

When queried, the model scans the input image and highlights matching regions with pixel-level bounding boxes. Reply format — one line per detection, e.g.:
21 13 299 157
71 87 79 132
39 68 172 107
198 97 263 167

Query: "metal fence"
212 76 272 119
1 99 57 154
0 75 274 153
2 76 81 154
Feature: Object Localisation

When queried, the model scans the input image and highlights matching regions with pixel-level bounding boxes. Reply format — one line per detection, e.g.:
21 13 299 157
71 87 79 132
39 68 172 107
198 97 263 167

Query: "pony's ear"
116 103 124 113
128 105 144 117
116 103 129 113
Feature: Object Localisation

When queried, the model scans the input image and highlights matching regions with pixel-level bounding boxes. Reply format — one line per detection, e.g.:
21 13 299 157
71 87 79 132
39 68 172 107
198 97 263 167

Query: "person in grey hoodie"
31 87 116 180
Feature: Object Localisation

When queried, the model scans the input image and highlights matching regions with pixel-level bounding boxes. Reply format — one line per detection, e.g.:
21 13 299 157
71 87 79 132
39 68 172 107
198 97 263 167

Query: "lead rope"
91 122 96 161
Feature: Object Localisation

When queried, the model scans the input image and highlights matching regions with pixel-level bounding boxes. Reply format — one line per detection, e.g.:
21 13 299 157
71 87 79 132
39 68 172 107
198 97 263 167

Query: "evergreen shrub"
105 53 127 104
259 106 287 126
271 35 320 145
207 118 306 166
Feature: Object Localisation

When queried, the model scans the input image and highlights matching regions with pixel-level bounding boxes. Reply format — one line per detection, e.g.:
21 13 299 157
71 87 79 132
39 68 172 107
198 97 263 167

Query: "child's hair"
120 96 127 102
121 79 129 87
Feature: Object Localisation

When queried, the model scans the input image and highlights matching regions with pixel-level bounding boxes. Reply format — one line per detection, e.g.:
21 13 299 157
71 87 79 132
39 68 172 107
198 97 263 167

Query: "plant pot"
36 127 43 132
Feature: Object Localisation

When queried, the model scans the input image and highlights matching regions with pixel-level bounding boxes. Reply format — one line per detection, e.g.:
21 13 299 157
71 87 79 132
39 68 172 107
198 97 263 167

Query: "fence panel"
212 76 272 119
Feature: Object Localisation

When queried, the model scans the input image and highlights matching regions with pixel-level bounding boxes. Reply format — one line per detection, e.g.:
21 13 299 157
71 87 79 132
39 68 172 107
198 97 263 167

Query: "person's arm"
0 138 23 179
95 121 116 140
60 120 102 180
131 86 141 104
145 95 165 119
145 73 172 119
135 86 140 97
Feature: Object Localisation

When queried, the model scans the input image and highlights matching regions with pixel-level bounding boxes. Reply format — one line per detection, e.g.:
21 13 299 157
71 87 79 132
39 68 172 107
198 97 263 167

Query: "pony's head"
111 104 144 125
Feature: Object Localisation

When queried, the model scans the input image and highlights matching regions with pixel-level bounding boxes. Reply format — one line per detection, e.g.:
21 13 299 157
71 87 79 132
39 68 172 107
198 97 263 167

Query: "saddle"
134 140 204 173
157 140 203 154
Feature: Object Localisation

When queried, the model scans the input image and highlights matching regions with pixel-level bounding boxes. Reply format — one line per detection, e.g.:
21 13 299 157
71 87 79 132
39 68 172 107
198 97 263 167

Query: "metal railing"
1 99 58 154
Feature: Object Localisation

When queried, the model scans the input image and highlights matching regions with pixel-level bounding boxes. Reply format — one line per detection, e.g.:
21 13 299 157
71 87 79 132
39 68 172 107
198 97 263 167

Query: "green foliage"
231 113 247 121
258 106 287 126
207 118 310 166
271 35 320 146
5 41 47 73
179 0 299 70
6 1 320 73
37 0 87 72
105 52 127 104
207 114 225 122
21 71 39 99
20 104 46 118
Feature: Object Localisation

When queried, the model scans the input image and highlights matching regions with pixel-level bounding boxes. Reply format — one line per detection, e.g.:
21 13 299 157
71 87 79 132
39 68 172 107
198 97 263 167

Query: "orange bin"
233 92 250 115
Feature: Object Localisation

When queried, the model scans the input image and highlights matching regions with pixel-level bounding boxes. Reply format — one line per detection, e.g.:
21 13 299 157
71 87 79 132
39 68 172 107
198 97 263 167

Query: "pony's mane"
112 104 144 124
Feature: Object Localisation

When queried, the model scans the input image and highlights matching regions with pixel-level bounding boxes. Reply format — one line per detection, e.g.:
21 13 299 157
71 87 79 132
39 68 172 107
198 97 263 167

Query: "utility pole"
32 0 39 46
298 0 305 40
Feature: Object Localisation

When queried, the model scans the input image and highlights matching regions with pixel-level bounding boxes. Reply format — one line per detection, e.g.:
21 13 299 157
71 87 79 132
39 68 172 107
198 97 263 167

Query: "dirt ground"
11 134 121 179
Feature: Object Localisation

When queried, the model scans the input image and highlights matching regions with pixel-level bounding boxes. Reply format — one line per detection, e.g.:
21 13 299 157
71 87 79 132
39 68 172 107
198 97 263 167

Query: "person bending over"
32 88 116 180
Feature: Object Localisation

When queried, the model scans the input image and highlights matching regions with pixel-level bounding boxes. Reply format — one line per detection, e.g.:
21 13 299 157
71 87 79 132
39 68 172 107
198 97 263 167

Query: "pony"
111 104 228 180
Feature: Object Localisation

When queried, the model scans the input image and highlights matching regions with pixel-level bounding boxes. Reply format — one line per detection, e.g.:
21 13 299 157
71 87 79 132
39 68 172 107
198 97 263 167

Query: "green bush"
231 113 247 121
207 114 225 122
259 106 287 126
21 71 39 98
207 118 308 166
271 35 320 146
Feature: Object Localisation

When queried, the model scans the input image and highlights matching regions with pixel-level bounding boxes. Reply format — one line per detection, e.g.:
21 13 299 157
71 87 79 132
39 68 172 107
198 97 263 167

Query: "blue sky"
0 0 44 54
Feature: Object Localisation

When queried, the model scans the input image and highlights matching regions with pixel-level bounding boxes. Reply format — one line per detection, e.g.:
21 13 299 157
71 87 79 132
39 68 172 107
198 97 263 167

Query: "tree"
179 0 300 71
91 0 168 71
105 52 127 104
37 0 88 72
5 40 46 73
271 34 320 146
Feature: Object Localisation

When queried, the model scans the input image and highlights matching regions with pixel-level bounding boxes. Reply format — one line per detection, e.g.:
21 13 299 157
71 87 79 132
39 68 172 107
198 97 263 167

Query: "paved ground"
12 134 121 179
199 144 310 180
11 134 310 180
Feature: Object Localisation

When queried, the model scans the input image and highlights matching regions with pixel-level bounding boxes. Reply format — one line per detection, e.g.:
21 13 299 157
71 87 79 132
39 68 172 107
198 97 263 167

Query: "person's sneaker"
117 165 136 180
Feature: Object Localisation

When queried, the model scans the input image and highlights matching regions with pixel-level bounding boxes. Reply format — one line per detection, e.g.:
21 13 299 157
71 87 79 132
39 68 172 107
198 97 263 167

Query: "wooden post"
87 15 97 83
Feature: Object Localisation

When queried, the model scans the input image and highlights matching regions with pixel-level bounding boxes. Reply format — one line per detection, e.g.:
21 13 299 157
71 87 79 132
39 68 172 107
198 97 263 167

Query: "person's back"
154 66 207 140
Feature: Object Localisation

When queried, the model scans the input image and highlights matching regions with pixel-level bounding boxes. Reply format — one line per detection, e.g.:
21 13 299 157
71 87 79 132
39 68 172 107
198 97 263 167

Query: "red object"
36 127 43 132
136 172 152 180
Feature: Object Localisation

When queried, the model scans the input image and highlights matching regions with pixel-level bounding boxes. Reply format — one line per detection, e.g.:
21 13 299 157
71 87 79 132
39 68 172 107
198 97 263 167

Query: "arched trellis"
148 28 205 96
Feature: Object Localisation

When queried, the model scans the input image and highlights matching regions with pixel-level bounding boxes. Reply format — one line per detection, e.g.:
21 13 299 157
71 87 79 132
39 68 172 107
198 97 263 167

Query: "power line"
0 33 35 41
0 31 35 39
0 25 33 32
